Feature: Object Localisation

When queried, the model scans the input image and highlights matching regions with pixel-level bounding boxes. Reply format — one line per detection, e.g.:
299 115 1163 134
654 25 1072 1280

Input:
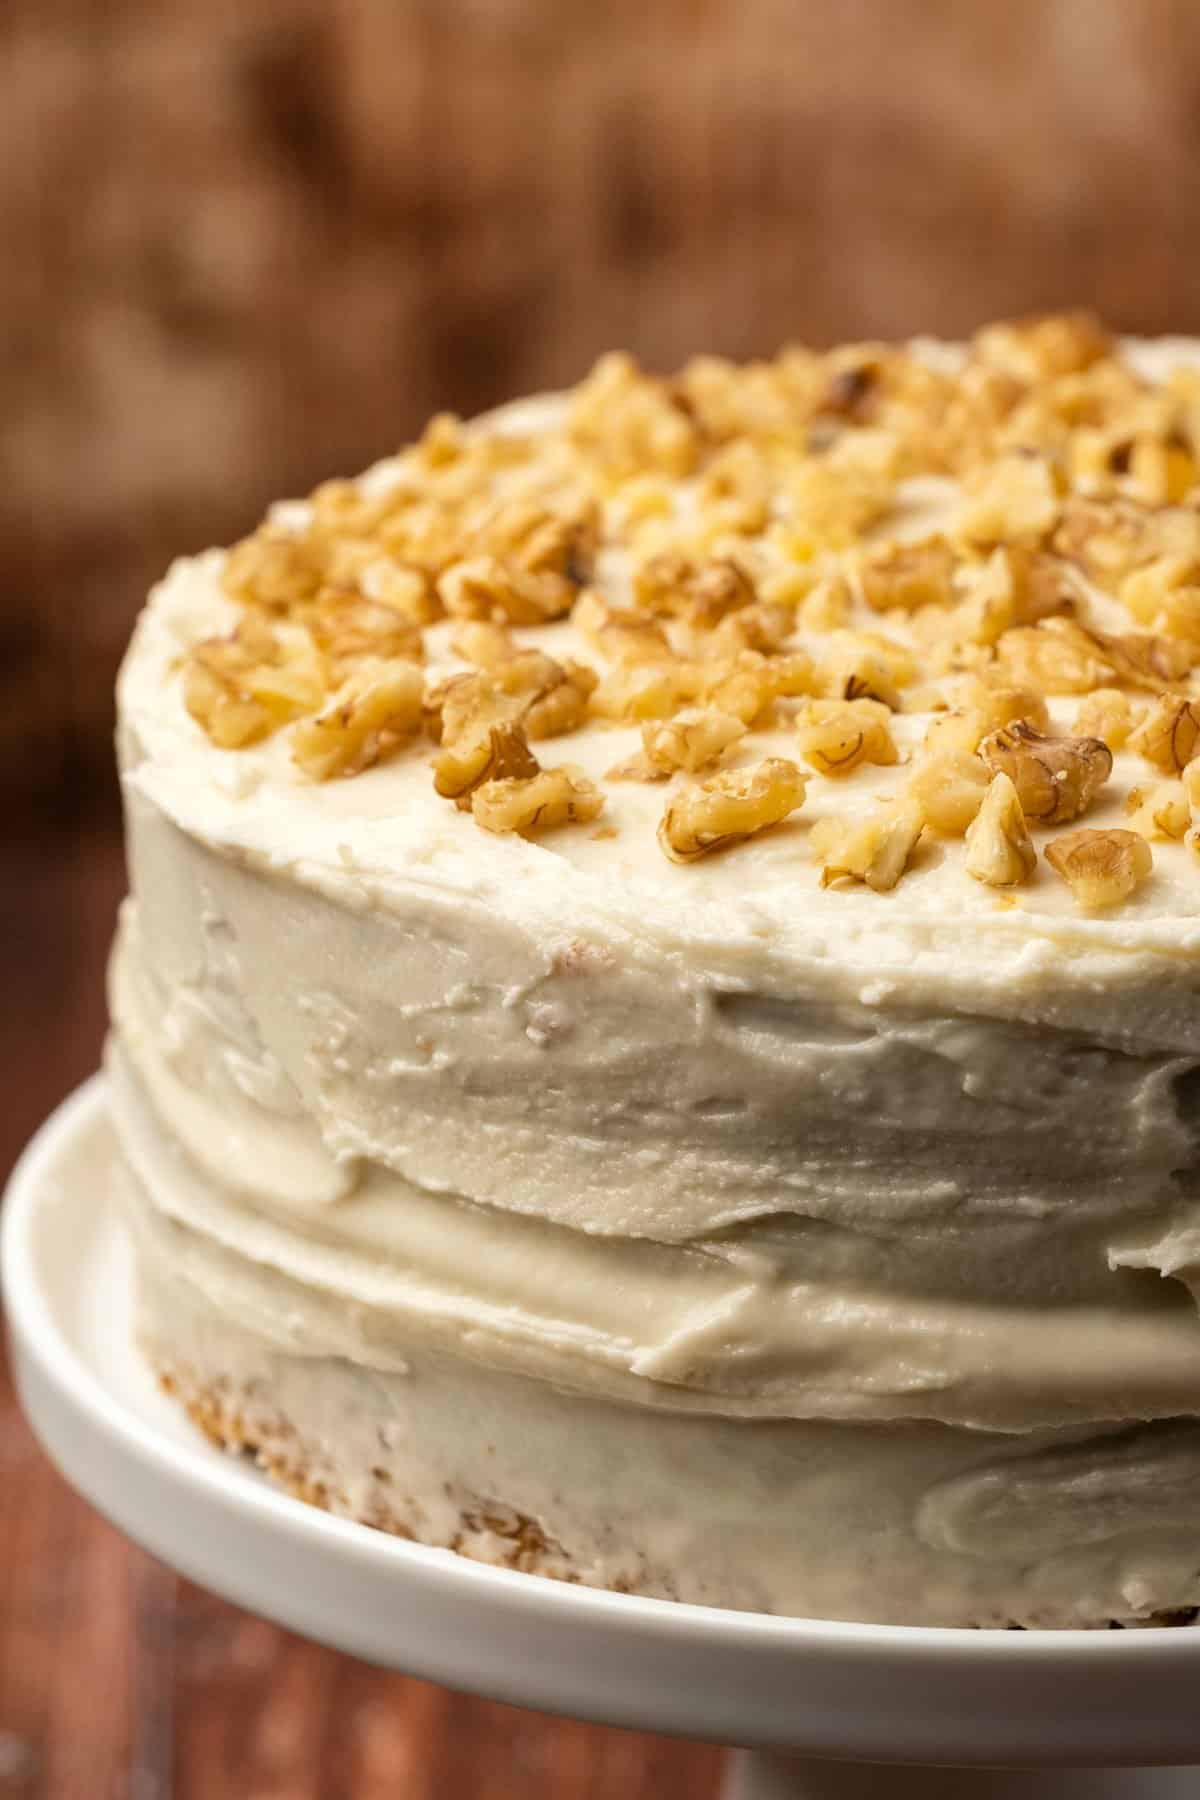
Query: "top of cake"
120 313 1200 1032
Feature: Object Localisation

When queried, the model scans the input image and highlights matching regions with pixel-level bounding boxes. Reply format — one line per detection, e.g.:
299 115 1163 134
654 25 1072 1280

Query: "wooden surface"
0 824 725 1799
13 0 1200 807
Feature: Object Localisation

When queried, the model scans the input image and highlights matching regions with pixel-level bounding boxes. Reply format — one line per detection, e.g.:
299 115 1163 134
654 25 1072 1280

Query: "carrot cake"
108 314 1200 1624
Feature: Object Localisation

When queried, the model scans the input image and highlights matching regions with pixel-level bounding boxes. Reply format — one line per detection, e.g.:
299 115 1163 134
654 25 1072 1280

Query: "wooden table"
0 822 724 1798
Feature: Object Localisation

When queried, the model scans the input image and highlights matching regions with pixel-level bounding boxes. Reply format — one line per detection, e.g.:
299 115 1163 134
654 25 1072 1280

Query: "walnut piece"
1128 695 1200 773
859 539 957 613
795 698 899 777
818 631 915 710
956 452 1062 548
291 658 424 780
995 618 1116 694
963 773 1036 886
657 759 808 862
908 749 991 835
978 720 1112 824
1073 688 1139 749
184 618 326 748
1124 780 1190 841
438 554 576 625
434 721 540 810
810 798 924 892
641 707 747 776
471 765 605 836
1044 828 1153 909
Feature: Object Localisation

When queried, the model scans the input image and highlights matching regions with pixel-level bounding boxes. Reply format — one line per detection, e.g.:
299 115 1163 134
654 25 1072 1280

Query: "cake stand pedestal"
6 1081 1200 1800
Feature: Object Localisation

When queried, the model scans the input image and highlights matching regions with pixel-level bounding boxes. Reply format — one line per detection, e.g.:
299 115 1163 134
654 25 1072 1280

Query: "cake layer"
129 1159 1200 1627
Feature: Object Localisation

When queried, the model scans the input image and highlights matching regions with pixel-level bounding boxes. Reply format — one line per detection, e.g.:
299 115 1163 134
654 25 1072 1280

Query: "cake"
109 314 1200 1627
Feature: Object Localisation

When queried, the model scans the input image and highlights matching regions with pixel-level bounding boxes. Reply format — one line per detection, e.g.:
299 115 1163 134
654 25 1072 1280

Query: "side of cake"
110 315 1200 1625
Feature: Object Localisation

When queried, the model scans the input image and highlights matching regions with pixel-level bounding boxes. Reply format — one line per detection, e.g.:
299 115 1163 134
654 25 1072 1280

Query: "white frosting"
107 341 1200 1622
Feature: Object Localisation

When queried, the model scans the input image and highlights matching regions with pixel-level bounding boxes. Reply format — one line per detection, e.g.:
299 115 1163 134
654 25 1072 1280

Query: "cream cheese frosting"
109 323 1200 1622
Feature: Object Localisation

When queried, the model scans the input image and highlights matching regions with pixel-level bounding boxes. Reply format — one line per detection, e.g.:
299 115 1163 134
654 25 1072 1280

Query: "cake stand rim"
7 1074 1200 1766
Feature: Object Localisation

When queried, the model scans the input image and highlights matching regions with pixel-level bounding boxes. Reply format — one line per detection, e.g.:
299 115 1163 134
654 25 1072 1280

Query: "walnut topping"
1092 628 1194 693
978 721 1112 824
908 749 991 835
471 765 605 836
291 659 424 780
1073 687 1140 749
972 311 1112 382
438 554 576 625
434 651 594 749
1128 694 1200 773
657 759 808 862
818 631 915 710
1044 828 1153 909
434 721 540 810
810 798 924 892
963 773 1036 886
1124 780 1190 841
184 618 326 749
633 552 757 627
995 617 1116 694
638 707 746 777
449 620 517 667
956 451 1063 548
795 698 899 777
860 539 957 613
591 662 694 723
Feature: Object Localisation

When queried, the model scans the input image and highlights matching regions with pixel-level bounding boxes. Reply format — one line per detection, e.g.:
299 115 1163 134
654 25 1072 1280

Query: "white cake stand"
6 1080 1200 1800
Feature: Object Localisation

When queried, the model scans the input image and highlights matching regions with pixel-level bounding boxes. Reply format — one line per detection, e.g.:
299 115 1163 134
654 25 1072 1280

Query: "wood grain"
0 826 725 1798
10 0 1200 805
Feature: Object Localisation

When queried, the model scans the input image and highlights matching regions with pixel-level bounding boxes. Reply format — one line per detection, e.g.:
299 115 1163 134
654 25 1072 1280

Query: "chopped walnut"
956 451 1062 548
995 618 1116 694
1044 828 1153 909
795 572 853 631
573 590 673 665
184 619 326 748
963 773 1036 886
972 311 1111 382
568 351 697 478
796 698 899 777
449 620 517 667
1125 780 1190 841
471 765 605 836
591 662 693 722
810 798 924 892
435 721 540 810
1120 554 1200 627
360 559 442 625
703 649 811 726
637 707 747 777
222 530 325 611
292 658 424 780
435 651 594 747
978 721 1113 824
303 592 425 672
908 749 991 835
860 539 957 613
657 759 808 862
818 631 915 710
438 554 575 625
1128 694 1200 773
1092 628 1194 693
705 602 795 658
633 553 757 627
1073 688 1140 749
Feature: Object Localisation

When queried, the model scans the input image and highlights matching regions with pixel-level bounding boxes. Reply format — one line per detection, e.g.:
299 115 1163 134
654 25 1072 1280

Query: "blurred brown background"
4 1 1200 1793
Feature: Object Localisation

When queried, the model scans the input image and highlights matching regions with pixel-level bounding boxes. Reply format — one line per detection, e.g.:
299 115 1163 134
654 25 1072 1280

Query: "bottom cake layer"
130 1182 1200 1628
